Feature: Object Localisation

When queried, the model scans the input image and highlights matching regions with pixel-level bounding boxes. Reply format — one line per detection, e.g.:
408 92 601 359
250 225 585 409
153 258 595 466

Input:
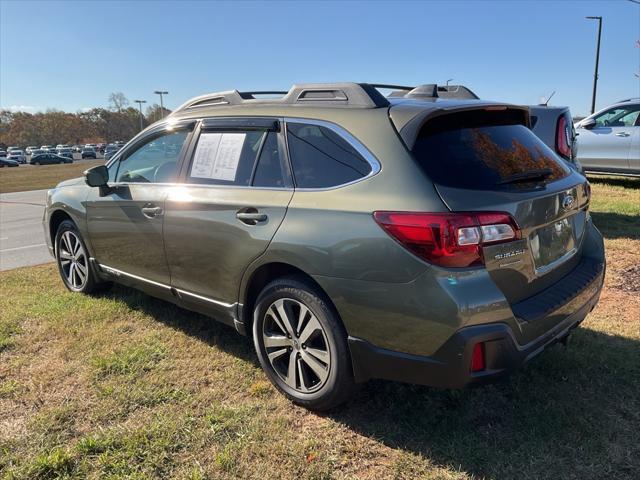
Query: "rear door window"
412 110 569 190
286 122 372 188
187 130 287 187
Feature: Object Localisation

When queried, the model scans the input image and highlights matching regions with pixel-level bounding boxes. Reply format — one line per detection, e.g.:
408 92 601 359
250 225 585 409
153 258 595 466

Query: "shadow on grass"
587 174 640 190
591 211 640 239
100 286 639 478
104 284 258 367
329 327 640 478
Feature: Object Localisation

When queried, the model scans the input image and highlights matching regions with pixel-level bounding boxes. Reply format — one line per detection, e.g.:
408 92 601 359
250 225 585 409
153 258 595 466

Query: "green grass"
0 178 639 479
0 160 103 194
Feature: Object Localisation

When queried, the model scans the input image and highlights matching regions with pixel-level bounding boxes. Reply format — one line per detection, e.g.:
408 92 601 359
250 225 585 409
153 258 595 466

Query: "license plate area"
529 216 577 275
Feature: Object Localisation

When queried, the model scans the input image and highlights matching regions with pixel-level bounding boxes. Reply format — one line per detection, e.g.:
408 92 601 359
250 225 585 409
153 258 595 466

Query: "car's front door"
163 118 293 324
85 124 193 291
577 105 640 171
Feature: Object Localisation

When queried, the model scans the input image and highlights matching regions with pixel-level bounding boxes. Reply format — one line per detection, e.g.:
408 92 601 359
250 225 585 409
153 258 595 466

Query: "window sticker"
191 133 246 181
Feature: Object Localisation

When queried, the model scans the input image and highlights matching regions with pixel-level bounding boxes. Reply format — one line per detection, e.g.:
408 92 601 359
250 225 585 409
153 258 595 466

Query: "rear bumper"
349 259 604 388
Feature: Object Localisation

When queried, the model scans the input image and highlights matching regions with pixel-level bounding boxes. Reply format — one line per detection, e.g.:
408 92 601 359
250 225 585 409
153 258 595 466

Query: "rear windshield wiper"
496 168 553 185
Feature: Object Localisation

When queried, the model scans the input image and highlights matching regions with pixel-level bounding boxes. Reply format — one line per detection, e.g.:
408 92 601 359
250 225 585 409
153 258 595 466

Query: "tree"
108 92 129 112
145 103 172 124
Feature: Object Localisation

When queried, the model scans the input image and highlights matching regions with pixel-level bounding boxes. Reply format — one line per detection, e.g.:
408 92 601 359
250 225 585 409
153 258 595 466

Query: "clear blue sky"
1 0 638 117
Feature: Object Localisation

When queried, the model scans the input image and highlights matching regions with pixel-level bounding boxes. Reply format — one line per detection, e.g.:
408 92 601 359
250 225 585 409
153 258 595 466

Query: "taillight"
556 115 572 159
471 342 486 372
373 211 520 268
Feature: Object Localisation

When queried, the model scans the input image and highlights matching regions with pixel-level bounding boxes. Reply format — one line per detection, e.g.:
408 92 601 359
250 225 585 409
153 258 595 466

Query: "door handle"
236 209 268 225
615 132 631 137
141 205 164 218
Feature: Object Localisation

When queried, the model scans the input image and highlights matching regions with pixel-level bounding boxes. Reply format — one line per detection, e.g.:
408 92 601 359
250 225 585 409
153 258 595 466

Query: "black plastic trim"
201 117 280 131
511 257 604 323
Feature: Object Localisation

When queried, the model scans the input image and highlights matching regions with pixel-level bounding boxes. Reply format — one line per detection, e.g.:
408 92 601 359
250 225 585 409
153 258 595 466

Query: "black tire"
253 275 356 411
54 220 110 294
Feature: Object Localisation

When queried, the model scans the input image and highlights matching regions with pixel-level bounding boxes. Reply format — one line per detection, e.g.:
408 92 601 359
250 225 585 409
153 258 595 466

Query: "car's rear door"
85 122 194 293
163 117 293 324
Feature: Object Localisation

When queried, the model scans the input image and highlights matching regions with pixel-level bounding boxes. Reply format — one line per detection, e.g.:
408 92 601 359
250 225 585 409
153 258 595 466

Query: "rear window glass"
287 122 372 188
412 110 569 190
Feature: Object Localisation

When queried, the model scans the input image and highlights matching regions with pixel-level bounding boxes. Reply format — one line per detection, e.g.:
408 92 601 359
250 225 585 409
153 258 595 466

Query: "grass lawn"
0 160 104 194
0 176 638 479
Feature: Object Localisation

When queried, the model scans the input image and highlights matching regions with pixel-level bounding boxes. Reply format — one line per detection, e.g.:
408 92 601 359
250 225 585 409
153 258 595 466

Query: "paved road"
0 189 52 271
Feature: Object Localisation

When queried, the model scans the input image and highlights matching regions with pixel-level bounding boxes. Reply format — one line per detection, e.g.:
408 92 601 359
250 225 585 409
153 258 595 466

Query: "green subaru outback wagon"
44 83 605 410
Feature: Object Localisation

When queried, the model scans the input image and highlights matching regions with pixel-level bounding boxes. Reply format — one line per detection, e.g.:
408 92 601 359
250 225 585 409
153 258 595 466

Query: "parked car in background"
7 146 19 152
72 145 83 153
104 144 121 160
529 105 580 171
425 85 581 171
575 98 640 176
41 145 55 153
8 149 26 164
0 150 6 157
30 153 73 165
81 147 97 159
58 148 74 159
0 158 19 167
26 146 39 155
30 149 45 157
44 82 605 410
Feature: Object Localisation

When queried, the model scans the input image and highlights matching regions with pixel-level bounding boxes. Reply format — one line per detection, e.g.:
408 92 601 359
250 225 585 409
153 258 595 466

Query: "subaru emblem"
562 195 575 210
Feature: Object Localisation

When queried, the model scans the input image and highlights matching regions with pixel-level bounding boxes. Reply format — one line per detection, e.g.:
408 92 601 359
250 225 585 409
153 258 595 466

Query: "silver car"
575 98 640 175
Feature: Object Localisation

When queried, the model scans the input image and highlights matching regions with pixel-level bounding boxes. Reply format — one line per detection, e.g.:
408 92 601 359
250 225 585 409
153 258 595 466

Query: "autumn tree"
108 92 129 112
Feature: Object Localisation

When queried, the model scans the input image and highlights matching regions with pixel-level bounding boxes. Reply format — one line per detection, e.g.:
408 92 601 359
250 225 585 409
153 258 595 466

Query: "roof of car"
166 82 529 133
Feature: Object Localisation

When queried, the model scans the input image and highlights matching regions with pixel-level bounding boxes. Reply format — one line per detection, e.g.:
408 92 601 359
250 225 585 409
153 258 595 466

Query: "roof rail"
374 84 480 100
616 97 640 103
172 83 390 114
171 82 483 115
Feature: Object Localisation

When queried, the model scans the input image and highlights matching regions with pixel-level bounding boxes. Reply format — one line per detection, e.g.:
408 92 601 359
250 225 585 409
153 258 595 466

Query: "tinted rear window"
412 110 569 190
287 122 372 188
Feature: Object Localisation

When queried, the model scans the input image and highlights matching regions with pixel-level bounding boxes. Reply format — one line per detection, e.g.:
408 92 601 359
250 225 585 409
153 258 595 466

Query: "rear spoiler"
389 102 531 150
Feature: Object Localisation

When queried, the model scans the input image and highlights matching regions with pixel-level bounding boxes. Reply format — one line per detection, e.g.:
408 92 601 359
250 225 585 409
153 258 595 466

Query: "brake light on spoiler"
373 211 521 268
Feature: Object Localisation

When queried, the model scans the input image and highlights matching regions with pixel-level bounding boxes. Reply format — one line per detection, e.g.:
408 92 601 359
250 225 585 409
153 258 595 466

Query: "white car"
8 149 26 164
575 98 640 175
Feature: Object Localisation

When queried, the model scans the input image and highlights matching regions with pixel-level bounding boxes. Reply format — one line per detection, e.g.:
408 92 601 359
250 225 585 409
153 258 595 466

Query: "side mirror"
84 165 109 187
581 118 596 130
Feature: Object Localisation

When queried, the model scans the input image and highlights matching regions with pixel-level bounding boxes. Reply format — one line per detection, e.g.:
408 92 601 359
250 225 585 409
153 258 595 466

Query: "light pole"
586 16 602 114
134 99 146 131
154 90 169 119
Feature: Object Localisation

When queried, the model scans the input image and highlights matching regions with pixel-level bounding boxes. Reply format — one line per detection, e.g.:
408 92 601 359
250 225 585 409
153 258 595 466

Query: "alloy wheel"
58 231 88 289
262 298 331 393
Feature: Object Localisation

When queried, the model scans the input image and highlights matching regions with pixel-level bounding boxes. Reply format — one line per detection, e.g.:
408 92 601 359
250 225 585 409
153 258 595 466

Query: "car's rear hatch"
390 100 591 304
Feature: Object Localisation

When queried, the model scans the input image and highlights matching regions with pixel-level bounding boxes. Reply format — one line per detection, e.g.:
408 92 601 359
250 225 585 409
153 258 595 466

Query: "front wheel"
253 276 356 411
55 220 109 293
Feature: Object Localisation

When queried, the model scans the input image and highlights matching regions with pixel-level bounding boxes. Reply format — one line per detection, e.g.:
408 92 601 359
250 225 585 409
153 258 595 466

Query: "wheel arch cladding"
49 210 74 246
241 262 344 334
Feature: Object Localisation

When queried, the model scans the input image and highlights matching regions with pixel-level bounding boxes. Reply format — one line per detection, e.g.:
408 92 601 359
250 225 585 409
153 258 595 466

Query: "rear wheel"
55 220 109 293
253 276 356 411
